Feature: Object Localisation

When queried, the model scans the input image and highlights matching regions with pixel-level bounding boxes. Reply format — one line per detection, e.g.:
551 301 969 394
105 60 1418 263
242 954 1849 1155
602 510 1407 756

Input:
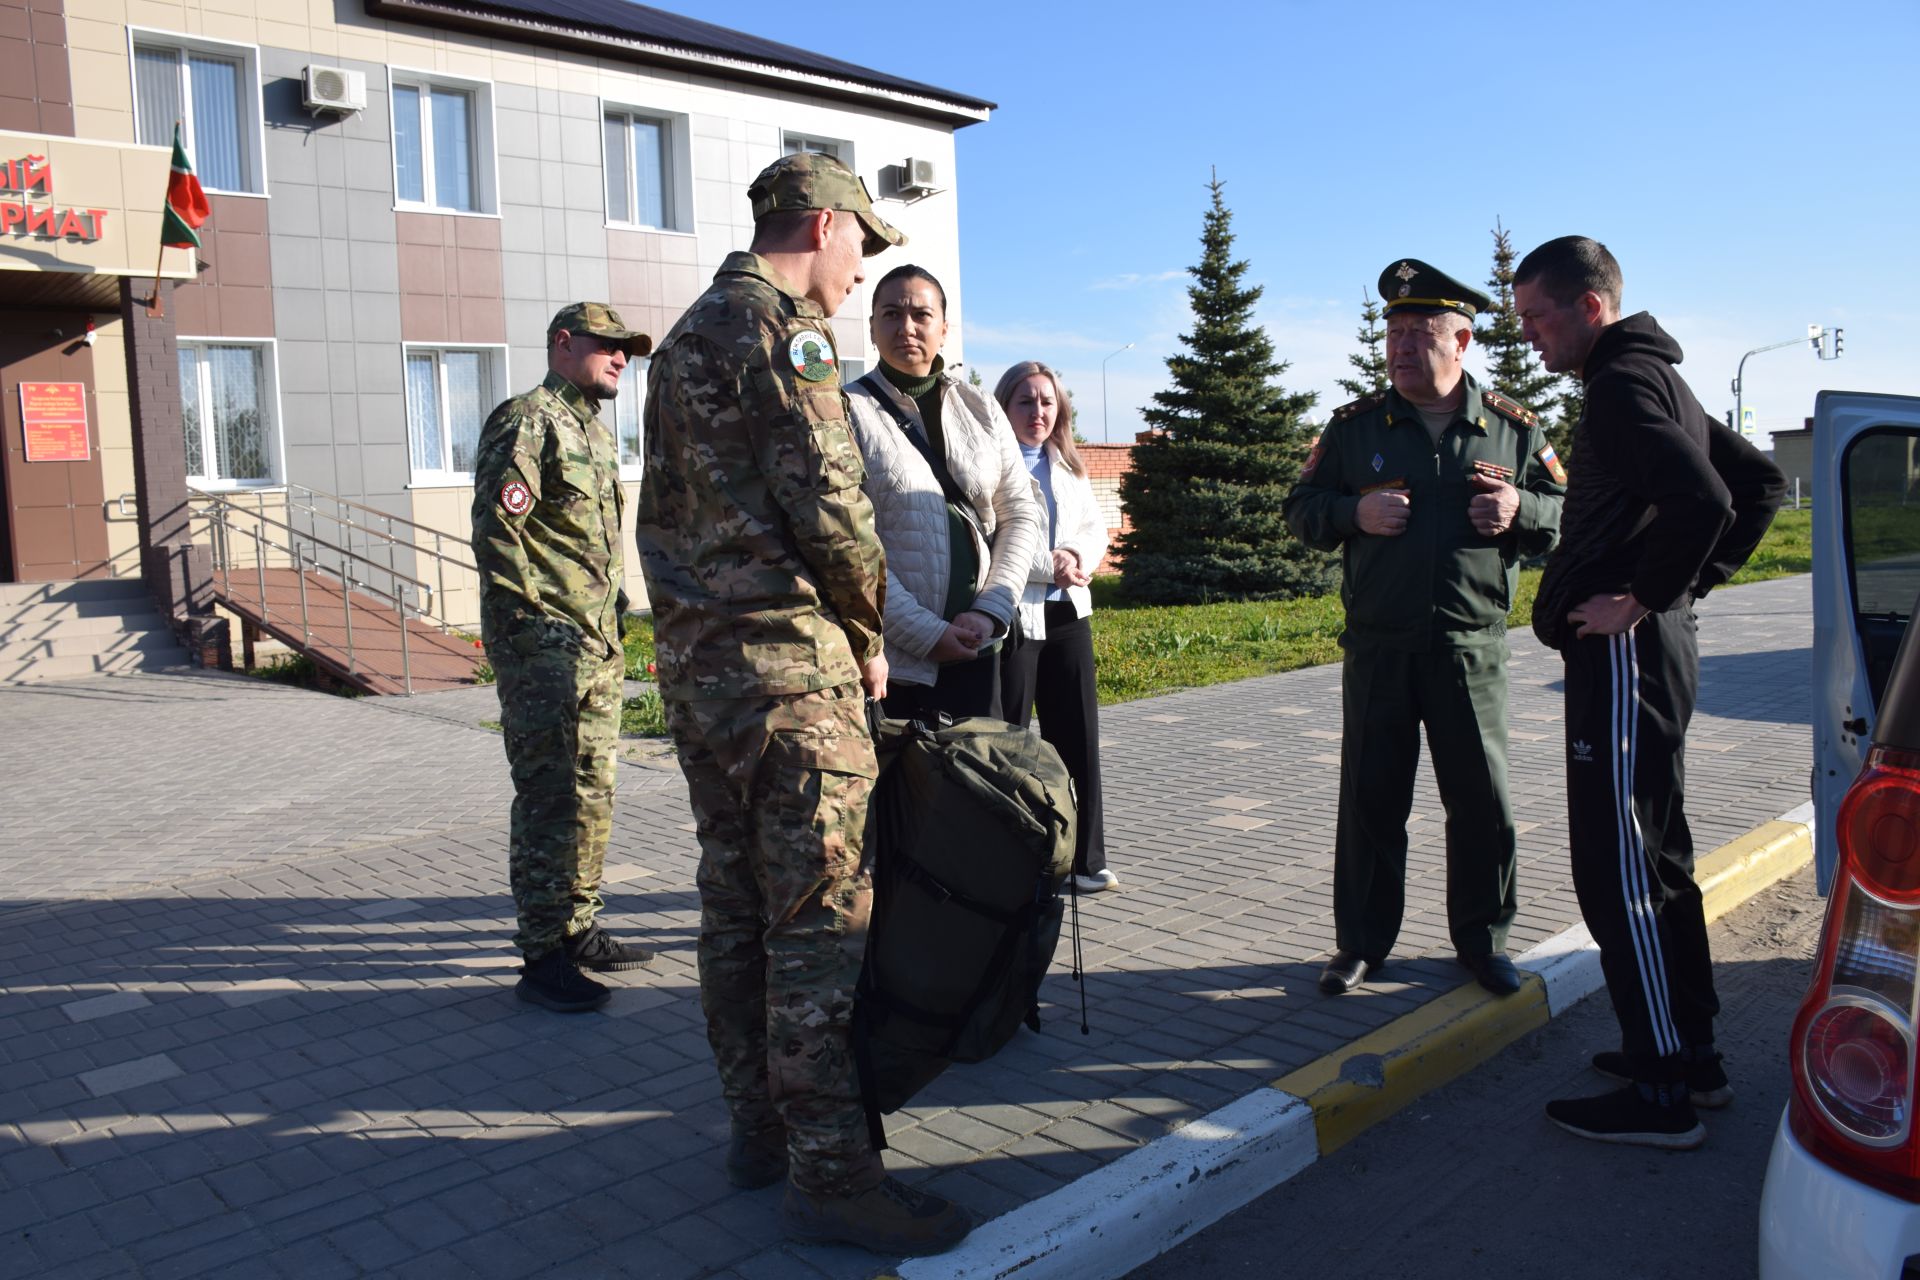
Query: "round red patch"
500 480 533 515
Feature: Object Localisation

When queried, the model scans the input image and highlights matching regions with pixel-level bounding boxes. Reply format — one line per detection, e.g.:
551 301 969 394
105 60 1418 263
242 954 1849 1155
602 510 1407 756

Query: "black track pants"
1562 608 1719 1079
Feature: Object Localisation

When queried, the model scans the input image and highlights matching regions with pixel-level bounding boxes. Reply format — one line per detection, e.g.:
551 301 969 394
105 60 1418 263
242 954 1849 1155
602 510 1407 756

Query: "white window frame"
387 66 500 217
783 131 854 171
600 101 693 234
126 27 268 197
177 338 284 490
614 355 650 480
402 343 509 487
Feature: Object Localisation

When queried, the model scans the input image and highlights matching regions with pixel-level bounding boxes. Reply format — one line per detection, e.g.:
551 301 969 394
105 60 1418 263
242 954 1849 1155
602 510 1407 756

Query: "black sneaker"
565 924 654 972
1590 1050 1733 1109
782 1176 971 1256
515 948 610 1012
1546 1084 1704 1150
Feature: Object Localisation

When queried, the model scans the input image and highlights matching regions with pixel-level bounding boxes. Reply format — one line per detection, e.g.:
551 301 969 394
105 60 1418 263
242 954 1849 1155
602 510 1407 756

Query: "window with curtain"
392 79 481 212
615 357 649 473
180 343 275 485
405 348 499 480
131 40 255 192
604 111 675 229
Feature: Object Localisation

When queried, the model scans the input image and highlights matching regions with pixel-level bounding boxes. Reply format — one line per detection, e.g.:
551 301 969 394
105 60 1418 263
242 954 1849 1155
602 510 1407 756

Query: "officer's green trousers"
1333 642 1517 960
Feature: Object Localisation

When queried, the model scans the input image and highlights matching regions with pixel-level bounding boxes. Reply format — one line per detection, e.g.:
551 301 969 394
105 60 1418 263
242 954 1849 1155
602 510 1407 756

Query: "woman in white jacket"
843 265 1041 721
995 361 1115 891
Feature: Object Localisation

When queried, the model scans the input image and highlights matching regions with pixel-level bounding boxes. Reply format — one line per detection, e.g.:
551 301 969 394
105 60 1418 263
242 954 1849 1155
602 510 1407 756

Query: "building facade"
0 0 990 645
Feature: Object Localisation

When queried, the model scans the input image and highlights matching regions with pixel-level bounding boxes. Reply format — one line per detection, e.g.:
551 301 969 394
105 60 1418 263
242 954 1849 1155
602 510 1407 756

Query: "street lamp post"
1102 342 1134 443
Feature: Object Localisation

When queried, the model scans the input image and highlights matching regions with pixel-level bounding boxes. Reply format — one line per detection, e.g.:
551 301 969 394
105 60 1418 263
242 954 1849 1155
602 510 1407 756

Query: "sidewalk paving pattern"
0 577 1813 1278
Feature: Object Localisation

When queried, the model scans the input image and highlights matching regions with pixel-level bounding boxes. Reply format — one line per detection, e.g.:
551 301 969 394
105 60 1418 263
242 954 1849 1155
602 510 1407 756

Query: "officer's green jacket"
471 371 627 661
1284 374 1565 652
636 251 886 701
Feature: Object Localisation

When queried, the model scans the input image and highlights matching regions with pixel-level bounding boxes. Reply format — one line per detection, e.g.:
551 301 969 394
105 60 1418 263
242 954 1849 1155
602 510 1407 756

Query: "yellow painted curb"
1699 818 1814 923
1271 976 1551 1155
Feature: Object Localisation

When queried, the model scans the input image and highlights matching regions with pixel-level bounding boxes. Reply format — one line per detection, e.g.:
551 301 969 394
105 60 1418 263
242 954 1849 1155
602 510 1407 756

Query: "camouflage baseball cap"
747 151 906 258
547 302 653 356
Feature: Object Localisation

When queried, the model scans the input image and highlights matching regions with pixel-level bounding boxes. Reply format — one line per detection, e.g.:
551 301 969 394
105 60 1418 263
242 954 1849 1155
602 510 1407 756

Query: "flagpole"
146 241 166 317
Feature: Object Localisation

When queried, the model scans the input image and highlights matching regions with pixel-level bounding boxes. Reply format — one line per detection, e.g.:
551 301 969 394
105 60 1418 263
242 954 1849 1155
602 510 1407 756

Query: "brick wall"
1078 437 1145 567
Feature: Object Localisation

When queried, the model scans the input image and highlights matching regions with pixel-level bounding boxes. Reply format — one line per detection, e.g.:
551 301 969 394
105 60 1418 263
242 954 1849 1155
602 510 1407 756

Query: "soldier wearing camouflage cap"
636 151 969 1256
472 301 657 1013
1286 258 1565 1001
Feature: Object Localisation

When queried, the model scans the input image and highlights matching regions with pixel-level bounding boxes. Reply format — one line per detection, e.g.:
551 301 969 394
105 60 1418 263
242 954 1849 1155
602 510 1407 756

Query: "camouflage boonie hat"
547 302 653 356
1378 259 1492 319
747 152 906 258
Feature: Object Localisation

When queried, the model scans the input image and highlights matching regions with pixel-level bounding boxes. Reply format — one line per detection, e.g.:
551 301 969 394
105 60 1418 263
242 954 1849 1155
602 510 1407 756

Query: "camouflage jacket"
1283 374 1565 652
470 371 626 661
636 251 886 700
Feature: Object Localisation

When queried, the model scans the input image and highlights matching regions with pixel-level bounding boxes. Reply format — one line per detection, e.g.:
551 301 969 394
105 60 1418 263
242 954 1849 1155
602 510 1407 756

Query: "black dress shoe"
1457 951 1522 995
1319 950 1378 995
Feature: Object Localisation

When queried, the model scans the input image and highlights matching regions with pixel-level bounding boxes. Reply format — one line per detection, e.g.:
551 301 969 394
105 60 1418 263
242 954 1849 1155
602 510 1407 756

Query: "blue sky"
701 0 1917 449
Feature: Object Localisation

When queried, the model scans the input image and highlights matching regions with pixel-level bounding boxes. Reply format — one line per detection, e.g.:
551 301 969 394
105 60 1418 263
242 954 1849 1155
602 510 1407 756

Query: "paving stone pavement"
0 576 1813 1278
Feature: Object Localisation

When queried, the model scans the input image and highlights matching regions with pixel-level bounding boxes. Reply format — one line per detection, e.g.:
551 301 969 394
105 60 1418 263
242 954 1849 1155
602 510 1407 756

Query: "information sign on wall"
20 380 89 462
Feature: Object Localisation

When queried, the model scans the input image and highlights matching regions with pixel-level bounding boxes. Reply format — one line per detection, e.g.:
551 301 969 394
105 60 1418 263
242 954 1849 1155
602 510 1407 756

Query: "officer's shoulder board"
1482 389 1540 429
1328 392 1387 425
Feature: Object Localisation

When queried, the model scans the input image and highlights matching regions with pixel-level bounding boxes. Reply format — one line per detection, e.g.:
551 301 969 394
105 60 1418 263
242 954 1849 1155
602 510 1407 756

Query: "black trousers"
881 647 1001 724
1562 608 1718 1080
1334 643 1518 960
1001 601 1106 876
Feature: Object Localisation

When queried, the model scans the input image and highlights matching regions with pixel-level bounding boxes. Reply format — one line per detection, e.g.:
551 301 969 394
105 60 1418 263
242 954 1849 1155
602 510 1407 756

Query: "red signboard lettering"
20 381 89 463
0 154 105 242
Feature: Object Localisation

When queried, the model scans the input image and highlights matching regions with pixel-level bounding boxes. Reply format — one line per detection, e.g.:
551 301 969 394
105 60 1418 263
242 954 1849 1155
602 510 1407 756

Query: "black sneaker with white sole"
515 948 610 1012
565 923 655 972
1590 1049 1733 1109
1546 1084 1705 1150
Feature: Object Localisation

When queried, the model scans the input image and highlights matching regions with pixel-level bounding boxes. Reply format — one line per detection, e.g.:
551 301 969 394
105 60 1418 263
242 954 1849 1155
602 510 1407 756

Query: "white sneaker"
1070 869 1119 892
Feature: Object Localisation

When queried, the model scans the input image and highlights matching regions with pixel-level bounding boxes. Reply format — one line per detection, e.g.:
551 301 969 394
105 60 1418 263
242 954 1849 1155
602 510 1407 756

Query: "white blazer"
1015 447 1109 641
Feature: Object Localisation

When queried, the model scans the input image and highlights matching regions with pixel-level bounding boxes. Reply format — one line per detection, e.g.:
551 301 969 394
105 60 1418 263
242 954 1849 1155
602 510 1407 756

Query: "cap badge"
500 480 533 515
788 330 837 382
1395 262 1418 282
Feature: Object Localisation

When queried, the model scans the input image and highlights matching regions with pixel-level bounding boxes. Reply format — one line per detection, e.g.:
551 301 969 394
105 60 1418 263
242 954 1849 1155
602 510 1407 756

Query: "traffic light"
1832 327 1844 358
1809 323 1825 354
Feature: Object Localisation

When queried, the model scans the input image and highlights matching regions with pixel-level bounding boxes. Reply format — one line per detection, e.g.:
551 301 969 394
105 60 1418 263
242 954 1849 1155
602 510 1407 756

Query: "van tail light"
1788 746 1920 1200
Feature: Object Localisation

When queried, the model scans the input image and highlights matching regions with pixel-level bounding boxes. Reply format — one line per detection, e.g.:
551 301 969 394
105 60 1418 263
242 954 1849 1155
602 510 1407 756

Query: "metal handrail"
190 485 456 695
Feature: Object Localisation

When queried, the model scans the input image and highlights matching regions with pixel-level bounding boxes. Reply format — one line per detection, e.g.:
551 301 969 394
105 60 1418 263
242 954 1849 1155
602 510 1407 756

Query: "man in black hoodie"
1513 236 1785 1149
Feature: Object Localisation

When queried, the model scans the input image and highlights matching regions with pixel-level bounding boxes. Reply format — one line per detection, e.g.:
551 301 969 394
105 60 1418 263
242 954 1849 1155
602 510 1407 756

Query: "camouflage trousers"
665 682 879 1197
492 644 624 957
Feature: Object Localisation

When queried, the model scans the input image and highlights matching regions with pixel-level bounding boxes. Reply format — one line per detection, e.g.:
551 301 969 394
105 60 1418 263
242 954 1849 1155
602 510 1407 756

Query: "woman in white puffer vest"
995 361 1116 892
843 264 1041 721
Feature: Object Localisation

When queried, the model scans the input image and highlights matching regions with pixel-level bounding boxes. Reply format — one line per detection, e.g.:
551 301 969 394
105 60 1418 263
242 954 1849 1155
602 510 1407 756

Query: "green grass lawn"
610 507 1814 719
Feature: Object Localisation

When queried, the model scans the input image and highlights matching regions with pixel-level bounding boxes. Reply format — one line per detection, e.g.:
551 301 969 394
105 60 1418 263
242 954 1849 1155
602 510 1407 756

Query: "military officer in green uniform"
472 302 657 1013
636 152 969 1256
1285 259 1566 997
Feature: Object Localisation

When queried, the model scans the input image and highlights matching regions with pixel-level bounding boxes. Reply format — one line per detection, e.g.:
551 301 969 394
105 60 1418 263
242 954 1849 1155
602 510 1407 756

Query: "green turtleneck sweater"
881 357 977 624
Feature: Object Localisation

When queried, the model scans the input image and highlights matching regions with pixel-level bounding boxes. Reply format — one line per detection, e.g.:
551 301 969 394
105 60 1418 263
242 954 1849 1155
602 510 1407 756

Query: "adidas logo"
1571 739 1593 763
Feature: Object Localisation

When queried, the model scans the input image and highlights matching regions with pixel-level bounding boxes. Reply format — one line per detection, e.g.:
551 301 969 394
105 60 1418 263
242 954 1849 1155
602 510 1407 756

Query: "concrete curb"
881 807 1815 1280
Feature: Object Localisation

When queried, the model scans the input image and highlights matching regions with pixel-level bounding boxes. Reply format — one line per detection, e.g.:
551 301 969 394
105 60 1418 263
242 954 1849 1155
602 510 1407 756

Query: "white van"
1758 391 1920 1278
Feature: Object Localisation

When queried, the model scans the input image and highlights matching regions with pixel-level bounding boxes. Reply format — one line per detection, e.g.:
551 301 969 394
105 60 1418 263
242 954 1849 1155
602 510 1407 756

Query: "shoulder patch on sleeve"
1535 441 1568 485
1330 392 1386 424
1483 389 1541 428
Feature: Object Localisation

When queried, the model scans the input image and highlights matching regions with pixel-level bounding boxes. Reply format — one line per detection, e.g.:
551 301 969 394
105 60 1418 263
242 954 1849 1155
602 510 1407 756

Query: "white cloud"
1088 269 1189 291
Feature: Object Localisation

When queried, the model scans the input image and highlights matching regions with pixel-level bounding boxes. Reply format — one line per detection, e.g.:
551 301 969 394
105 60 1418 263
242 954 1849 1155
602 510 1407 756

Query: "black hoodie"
1533 312 1786 651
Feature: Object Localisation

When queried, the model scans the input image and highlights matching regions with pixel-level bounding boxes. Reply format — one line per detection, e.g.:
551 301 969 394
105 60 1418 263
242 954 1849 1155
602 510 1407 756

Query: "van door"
1812 390 1920 889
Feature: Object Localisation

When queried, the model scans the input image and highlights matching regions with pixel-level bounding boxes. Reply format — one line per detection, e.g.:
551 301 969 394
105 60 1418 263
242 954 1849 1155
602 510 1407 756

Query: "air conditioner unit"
898 156 943 198
303 65 367 115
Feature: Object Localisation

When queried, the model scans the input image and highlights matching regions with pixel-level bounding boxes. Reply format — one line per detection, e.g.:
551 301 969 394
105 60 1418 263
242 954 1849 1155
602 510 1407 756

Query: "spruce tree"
1118 173 1335 603
1334 288 1388 401
1479 217 1565 449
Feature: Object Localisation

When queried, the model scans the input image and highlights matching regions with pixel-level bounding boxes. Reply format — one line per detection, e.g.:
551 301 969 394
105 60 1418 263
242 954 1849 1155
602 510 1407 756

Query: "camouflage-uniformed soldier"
636 152 969 1257
1284 259 1566 999
472 302 657 1012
